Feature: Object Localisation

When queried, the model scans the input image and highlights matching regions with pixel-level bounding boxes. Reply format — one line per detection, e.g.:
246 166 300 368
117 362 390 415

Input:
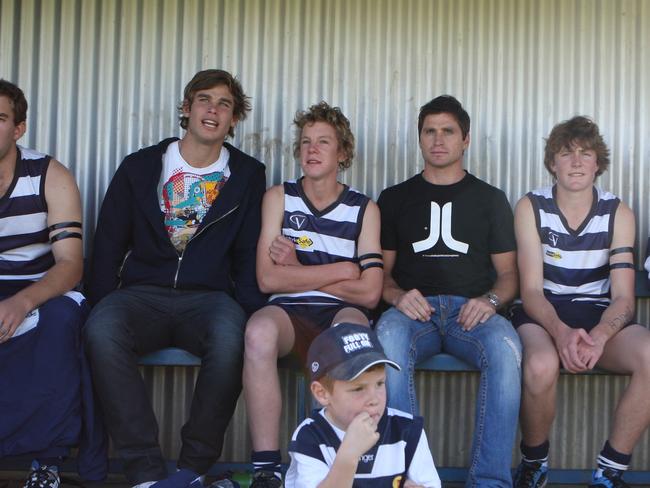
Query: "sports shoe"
23 462 60 488
588 468 630 488
209 479 240 488
513 460 548 488
208 472 241 488
249 471 282 488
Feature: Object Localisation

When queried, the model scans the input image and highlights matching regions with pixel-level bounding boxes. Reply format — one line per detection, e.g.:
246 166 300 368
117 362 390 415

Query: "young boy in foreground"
285 323 441 488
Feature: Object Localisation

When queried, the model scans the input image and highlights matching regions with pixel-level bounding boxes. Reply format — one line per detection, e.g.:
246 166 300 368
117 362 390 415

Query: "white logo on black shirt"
412 202 469 254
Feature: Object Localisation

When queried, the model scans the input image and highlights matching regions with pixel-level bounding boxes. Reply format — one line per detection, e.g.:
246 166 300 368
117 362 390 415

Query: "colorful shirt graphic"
158 142 230 252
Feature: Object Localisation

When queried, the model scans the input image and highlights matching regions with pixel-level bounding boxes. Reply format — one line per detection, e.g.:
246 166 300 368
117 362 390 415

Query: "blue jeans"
376 295 522 488
83 285 246 484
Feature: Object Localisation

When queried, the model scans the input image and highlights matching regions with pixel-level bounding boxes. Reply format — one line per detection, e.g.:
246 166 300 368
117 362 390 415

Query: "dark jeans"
83 285 246 484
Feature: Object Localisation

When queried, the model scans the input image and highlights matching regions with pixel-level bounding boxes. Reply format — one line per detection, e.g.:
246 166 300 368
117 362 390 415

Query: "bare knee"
244 316 282 360
523 350 560 394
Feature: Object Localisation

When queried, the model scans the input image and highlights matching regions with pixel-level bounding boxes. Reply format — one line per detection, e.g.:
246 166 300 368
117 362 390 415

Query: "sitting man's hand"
554 326 594 373
269 235 300 266
395 289 435 322
458 296 496 331
0 295 31 344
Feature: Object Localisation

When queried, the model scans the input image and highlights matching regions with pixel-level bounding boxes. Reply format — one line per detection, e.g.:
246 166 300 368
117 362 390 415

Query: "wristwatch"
483 292 501 309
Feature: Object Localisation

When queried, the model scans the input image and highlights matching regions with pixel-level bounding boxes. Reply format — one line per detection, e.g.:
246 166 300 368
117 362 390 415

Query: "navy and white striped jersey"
528 185 620 304
286 407 441 488
0 146 54 295
270 178 370 304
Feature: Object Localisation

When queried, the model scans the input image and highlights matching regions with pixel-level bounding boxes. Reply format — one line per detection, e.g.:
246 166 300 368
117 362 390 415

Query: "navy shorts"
268 297 369 362
510 300 628 332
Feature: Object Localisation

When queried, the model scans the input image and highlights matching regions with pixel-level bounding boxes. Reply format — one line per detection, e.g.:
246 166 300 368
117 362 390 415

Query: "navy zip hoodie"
87 137 267 314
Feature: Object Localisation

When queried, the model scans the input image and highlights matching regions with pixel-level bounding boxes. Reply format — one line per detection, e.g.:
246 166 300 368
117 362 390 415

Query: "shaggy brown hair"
177 69 251 138
544 116 610 178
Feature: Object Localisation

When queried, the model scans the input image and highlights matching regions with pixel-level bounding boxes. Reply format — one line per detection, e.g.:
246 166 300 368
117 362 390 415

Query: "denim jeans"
83 285 246 484
376 295 522 488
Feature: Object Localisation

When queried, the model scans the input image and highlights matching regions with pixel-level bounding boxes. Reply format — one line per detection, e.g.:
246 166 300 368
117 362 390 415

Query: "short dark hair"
418 95 470 139
0 79 28 125
177 69 251 138
293 101 355 171
544 116 610 178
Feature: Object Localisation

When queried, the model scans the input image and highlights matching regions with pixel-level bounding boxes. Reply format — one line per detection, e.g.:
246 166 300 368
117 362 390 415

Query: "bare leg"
517 323 561 447
597 324 650 453
331 307 370 327
243 305 295 451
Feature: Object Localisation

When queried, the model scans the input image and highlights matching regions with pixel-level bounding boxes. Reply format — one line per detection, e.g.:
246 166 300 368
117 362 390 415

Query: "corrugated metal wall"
2 0 649 471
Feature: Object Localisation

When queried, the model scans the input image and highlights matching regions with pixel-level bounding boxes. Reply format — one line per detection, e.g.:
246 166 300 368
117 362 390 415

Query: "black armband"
360 261 384 271
48 221 82 231
610 246 633 256
357 253 383 262
50 230 83 244
609 262 634 270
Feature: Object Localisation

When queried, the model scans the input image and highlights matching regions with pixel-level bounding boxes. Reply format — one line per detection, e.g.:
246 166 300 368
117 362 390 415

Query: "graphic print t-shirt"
378 172 515 298
158 141 230 252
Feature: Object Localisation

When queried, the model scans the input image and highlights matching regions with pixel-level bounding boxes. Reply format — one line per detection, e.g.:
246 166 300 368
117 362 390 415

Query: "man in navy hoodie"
84 69 266 488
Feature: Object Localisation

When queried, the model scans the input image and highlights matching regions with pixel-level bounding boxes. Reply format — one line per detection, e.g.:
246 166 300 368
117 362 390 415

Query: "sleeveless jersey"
527 185 620 304
0 146 54 295
270 179 369 304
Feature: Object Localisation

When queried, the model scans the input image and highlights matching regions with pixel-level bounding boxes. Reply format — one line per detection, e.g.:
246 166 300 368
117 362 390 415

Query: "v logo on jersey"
412 202 469 254
289 213 307 230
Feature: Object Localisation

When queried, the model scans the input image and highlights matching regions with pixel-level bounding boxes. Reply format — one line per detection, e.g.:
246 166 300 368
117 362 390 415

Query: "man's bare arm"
0 160 83 342
318 201 383 309
381 249 435 322
457 249 518 330
579 203 636 368
256 185 360 294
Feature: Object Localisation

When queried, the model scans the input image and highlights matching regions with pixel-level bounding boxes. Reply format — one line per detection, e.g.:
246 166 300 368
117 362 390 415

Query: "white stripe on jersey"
542 246 609 269
0 272 47 281
543 278 610 297
18 145 47 160
0 242 51 261
285 194 361 223
12 174 43 198
270 290 341 302
0 212 48 237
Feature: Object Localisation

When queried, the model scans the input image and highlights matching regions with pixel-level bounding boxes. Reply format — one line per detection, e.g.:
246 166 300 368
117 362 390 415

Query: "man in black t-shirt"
376 95 522 488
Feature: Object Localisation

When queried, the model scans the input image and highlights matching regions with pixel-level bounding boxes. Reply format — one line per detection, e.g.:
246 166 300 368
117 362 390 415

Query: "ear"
463 132 470 150
14 121 26 141
181 99 191 117
310 381 331 407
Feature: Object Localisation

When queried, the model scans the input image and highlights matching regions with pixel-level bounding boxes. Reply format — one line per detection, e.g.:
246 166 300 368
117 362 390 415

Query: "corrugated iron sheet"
2 0 649 471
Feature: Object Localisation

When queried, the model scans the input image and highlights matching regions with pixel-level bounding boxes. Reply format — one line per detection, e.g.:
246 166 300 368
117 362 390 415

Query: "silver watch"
483 292 501 309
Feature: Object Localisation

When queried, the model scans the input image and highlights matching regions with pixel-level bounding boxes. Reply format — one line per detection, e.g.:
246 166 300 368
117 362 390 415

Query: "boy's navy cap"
307 322 401 381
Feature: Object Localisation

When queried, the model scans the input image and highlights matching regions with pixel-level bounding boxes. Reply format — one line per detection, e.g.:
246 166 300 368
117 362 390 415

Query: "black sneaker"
588 468 630 488
23 463 60 488
513 460 548 488
249 471 282 488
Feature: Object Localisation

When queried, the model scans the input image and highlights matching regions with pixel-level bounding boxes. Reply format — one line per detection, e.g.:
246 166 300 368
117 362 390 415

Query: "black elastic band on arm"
360 262 384 271
50 231 82 244
610 247 634 256
609 262 634 270
357 253 383 262
48 221 82 231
